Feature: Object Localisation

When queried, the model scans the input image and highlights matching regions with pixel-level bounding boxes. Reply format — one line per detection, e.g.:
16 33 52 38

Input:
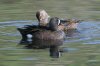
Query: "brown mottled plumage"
36 9 50 26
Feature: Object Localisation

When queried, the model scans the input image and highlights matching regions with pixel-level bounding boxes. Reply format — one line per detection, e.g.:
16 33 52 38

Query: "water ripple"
0 20 38 27
83 40 100 45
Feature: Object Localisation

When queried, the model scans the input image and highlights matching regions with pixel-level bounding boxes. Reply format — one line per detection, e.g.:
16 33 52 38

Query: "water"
0 20 100 66
0 0 100 66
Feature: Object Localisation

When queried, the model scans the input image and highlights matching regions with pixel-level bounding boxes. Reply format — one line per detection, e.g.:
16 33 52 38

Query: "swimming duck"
61 19 83 37
18 17 65 58
18 17 65 45
63 19 83 30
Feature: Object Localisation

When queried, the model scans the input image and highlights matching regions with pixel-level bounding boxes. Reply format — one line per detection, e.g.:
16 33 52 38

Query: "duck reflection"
20 39 63 58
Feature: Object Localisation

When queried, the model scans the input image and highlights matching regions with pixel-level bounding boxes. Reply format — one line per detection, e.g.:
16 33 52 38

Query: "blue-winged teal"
18 17 65 58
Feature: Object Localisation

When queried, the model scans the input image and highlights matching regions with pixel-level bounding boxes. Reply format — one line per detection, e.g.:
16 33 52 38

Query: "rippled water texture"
0 0 100 66
0 20 100 66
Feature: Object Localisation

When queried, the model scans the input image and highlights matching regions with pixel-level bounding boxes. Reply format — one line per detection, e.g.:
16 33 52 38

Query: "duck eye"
57 19 61 25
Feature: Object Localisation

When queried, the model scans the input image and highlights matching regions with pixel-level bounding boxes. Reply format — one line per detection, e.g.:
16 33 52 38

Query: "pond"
0 0 100 66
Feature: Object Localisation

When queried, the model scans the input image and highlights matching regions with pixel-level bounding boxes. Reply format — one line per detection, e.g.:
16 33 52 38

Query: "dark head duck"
18 17 65 58
17 17 65 41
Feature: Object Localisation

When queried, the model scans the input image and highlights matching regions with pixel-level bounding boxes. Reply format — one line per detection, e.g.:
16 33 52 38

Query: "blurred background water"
0 0 100 66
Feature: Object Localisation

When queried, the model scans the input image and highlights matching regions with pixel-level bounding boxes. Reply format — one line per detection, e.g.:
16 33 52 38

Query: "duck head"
36 10 50 26
49 17 65 31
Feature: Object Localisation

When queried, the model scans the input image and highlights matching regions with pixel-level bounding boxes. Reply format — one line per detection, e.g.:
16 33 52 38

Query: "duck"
63 19 83 30
61 19 83 37
22 17 65 43
18 17 65 58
